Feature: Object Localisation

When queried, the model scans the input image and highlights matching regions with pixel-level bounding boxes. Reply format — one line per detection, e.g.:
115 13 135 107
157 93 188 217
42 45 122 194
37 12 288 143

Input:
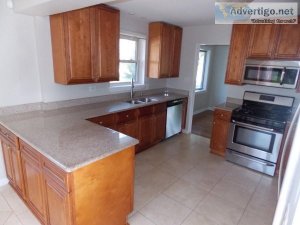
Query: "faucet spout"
130 78 134 100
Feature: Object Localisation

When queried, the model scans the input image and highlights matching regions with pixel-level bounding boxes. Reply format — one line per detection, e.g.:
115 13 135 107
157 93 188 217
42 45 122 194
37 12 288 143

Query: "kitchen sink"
125 97 159 105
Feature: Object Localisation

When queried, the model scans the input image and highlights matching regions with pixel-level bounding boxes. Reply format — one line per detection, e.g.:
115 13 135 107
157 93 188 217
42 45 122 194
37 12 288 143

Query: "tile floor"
0 134 278 225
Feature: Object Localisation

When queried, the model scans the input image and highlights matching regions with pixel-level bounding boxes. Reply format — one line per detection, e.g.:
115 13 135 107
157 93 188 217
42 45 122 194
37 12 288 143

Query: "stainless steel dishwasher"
165 99 183 139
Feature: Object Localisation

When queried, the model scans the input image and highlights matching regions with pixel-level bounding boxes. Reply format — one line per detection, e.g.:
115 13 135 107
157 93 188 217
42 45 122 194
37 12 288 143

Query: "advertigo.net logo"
215 2 298 24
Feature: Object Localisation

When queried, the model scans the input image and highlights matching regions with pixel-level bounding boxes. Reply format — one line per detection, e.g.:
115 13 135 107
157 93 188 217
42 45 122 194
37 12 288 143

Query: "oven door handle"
280 67 286 85
229 151 275 167
232 120 274 132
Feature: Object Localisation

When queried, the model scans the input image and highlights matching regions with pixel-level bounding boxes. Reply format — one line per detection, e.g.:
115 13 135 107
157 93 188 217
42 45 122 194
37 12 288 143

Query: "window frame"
110 32 146 88
195 49 208 93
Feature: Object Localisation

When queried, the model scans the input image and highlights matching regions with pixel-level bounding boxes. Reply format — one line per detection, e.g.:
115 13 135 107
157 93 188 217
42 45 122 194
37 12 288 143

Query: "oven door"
227 121 283 163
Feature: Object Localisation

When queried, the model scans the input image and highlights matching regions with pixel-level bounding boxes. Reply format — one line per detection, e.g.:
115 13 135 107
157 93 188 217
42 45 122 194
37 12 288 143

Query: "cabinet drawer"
42 158 70 193
153 103 167 113
214 109 232 121
87 114 116 127
20 140 41 164
116 109 137 124
0 124 18 146
139 105 153 117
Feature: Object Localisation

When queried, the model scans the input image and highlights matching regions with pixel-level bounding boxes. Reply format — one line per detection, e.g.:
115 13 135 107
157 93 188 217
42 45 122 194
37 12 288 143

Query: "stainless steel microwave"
243 60 300 89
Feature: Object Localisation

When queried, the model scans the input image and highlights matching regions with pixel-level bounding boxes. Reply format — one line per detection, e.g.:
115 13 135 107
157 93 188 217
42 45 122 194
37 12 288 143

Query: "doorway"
191 45 229 138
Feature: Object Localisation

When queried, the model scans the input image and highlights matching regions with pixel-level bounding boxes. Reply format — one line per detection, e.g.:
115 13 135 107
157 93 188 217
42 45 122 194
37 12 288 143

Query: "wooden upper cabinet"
225 25 251 85
95 6 119 82
147 22 182 78
274 23 300 59
50 5 120 85
248 24 279 58
170 27 183 77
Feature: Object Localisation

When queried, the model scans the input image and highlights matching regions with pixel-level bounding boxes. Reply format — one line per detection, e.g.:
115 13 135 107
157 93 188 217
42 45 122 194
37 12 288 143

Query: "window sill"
195 89 207 94
109 82 146 90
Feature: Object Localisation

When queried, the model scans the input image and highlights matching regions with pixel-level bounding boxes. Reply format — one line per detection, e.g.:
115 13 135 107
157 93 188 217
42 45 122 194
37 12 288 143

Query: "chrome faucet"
130 78 134 100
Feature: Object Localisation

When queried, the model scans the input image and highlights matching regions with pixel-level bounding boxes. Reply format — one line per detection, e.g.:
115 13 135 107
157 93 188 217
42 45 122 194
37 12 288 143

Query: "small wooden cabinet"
116 109 139 140
0 125 24 198
225 25 251 85
210 109 232 157
50 4 119 84
147 22 182 78
152 103 167 144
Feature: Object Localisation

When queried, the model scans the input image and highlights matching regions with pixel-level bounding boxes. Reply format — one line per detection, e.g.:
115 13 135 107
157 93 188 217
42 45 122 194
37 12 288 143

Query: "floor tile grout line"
236 173 264 225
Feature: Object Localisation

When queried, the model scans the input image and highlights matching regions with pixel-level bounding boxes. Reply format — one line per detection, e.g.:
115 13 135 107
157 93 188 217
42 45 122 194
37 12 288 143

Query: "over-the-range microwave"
243 59 300 89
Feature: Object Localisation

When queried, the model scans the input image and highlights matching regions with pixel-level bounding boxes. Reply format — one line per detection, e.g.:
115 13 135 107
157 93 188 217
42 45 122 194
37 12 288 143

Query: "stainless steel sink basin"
125 97 159 105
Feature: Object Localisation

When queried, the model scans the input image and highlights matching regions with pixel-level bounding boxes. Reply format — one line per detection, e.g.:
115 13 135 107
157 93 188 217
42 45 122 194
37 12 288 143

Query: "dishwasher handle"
167 99 184 107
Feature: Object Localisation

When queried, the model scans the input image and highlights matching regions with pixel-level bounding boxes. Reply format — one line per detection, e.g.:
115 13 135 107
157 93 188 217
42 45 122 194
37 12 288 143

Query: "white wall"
0 1 42 108
167 25 232 132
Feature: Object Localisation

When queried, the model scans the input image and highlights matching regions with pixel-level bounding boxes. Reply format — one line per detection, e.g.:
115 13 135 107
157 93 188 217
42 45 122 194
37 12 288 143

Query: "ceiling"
108 0 299 27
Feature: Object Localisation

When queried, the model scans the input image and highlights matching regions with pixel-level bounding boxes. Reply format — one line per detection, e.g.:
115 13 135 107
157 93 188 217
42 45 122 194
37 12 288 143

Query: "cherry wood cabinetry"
225 25 251 85
248 24 279 58
20 140 47 224
147 22 182 78
116 109 139 139
210 109 232 157
87 114 116 129
138 106 155 151
0 125 24 198
226 22 300 85
275 23 300 59
50 5 119 85
152 103 167 144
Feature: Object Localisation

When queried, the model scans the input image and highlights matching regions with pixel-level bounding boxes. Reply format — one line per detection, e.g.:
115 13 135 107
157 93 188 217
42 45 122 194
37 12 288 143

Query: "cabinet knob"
126 115 129 118
99 122 103 124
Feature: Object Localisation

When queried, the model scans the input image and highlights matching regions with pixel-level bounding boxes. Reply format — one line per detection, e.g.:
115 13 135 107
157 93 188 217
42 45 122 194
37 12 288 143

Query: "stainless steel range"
226 91 294 176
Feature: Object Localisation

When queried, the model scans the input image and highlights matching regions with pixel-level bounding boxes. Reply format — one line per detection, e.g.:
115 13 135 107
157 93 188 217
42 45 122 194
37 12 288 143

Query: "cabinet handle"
126 115 129 118
99 122 103 124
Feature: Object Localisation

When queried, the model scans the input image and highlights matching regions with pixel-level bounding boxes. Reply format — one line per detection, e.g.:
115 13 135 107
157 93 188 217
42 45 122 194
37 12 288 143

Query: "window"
117 34 146 85
195 50 208 91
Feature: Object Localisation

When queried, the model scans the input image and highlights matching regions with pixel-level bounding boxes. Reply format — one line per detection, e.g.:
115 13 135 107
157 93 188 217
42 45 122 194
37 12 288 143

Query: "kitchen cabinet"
0 125 24 198
181 98 188 129
147 22 182 78
275 23 300 59
3 135 134 225
225 25 251 85
50 4 119 84
116 109 139 139
87 114 116 129
20 140 47 224
152 103 167 144
138 106 155 152
248 24 279 58
210 109 232 157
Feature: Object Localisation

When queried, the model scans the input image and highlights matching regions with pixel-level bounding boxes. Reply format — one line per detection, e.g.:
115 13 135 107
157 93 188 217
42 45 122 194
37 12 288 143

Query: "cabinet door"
96 6 119 82
63 8 95 83
1 141 14 182
169 26 182 77
160 24 174 78
274 23 300 59
210 118 230 157
153 112 166 144
21 151 46 222
248 24 279 58
44 177 72 225
10 147 24 196
225 25 252 85
138 115 154 152
117 120 138 139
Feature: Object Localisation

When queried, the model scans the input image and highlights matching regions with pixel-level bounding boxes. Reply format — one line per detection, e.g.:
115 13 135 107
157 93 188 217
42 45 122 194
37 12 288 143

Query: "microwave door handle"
280 67 286 85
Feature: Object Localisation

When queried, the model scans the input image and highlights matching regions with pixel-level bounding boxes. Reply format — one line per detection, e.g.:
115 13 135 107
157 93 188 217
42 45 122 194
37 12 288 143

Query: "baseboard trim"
0 178 9 187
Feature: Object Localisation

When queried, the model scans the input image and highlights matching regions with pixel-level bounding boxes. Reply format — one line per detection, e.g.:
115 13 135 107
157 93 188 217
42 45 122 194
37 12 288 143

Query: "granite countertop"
0 93 187 172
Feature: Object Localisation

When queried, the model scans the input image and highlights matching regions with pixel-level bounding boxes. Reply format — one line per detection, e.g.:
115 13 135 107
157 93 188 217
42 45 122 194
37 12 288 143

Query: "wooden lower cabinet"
210 109 232 157
0 129 24 198
21 141 47 223
15 138 135 225
138 115 154 152
117 120 139 139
